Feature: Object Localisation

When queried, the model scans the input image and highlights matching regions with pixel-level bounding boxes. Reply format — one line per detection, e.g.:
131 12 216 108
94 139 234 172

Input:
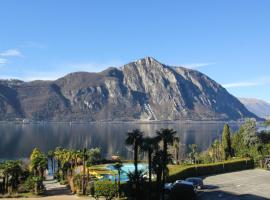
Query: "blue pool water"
104 163 148 182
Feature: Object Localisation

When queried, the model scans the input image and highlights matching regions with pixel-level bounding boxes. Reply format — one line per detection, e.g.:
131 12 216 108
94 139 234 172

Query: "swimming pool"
104 163 148 182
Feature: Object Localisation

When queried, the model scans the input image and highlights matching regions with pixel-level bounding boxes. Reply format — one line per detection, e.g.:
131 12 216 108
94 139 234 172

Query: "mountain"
0 57 258 121
239 98 270 119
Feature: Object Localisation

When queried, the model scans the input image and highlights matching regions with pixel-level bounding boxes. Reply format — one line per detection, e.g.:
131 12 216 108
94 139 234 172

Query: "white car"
174 180 194 187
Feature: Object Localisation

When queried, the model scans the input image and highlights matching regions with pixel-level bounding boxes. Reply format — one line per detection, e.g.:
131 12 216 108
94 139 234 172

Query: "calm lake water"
0 122 240 160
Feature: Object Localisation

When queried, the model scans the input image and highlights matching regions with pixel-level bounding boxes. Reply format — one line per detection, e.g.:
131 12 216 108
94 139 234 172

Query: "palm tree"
127 169 146 199
0 160 23 194
125 129 143 176
54 147 63 176
79 148 89 195
152 150 164 200
156 128 177 200
141 137 158 200
113 162 123 198
188 144 198 164
125 129 143 199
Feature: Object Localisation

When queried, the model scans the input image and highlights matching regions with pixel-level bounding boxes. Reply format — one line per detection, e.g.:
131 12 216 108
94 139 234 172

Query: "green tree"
222 124 233 160
242 119 259 147
125 129 143 176
152 150 164 200
156 128 177 200
173 137 180 164
29 148 47 194
141 137 158 200
125 129 143 199
127 169 146 199
29 148 47 178
78 148 89 195
0 160 23 194
113 162 123 198
188 144 198 164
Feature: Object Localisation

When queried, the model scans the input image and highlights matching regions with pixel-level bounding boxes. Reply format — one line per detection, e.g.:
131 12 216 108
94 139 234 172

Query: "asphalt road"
198 169 270 200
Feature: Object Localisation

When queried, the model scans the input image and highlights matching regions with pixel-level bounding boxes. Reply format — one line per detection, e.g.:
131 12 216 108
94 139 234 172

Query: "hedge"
94 180 117 200
167 158 254 182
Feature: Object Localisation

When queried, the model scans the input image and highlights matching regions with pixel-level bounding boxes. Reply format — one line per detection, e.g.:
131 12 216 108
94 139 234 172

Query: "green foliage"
258 131 270 144
232 120 262 161
167 158 254 182
87 148 102 166
0 160 24 194
222 124 233 160
72 174 82 194
241 119 259 147
188 144 198 164
94 180 117 200
29 148 47 177
23 176 44 194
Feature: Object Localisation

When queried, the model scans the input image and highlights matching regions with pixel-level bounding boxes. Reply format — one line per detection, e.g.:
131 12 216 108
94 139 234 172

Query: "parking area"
198 169 270 200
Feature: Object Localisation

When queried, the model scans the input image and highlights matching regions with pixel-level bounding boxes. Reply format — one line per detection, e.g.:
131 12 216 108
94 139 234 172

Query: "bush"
94 180 117 200
23 176 44 195
167 158 254 182
72 174 82 194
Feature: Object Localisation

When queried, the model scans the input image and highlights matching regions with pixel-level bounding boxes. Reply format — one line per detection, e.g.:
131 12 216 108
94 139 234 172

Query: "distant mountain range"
239 98 270 119
0 57 259 121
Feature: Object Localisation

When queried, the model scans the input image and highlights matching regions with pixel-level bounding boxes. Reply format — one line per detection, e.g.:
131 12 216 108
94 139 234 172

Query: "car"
169 182 197 200
164 183 174 190
164 183 174 199
185 177 204 189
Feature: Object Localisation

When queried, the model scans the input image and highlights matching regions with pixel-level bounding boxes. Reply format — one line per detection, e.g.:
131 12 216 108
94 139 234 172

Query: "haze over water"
0 122 240 160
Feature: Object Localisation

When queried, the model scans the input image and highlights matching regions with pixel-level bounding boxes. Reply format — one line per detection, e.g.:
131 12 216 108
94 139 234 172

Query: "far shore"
0 119 250 125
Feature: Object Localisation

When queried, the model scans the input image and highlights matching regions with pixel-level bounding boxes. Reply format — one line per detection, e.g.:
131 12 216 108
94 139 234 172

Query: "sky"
0 0 270 102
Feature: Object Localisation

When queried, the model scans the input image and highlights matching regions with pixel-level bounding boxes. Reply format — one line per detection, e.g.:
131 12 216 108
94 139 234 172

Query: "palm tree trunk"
162 142 167 200
82 158 86 195
118 171 121 198
87 168 90 191
148 151 152 200
3 176 6 194
50 158 53 175
156 170 161 200
134 143 138 175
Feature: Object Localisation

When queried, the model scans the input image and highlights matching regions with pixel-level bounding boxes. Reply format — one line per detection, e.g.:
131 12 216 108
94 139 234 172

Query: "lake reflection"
0 122 239 160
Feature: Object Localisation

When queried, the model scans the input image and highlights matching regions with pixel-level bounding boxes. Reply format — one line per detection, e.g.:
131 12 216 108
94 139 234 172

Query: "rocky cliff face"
0 57 258 121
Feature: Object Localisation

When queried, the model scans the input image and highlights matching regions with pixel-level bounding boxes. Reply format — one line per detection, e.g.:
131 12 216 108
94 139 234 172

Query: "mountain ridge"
0 57 259 121
239 97 270 119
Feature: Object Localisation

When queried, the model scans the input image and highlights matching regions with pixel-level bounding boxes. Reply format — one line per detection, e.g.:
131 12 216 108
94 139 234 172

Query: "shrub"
23 176 44 195
72 174 82 194
94 180 117 200
167 158 254 182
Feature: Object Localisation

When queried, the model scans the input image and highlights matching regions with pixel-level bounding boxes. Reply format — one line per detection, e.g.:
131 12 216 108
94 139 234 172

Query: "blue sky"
0 0 270 102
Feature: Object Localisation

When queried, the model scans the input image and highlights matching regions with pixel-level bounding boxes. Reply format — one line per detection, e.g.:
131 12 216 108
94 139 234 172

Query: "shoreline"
0 119 248 125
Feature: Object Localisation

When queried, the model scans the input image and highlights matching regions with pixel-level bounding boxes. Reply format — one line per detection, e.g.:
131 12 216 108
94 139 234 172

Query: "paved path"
4 176 91 200
198 169 270 200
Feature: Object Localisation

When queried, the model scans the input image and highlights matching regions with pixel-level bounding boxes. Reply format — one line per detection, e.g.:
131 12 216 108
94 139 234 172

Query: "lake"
0 122 240 160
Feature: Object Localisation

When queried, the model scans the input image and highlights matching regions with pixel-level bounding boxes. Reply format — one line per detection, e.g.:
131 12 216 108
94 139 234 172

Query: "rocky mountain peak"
0 58 259 121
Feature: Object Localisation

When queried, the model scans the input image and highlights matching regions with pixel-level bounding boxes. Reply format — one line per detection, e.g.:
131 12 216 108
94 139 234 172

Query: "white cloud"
0 49 22 57
223 82 260 88
183 62 215 69
223 77 270 89
0 58 8 65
